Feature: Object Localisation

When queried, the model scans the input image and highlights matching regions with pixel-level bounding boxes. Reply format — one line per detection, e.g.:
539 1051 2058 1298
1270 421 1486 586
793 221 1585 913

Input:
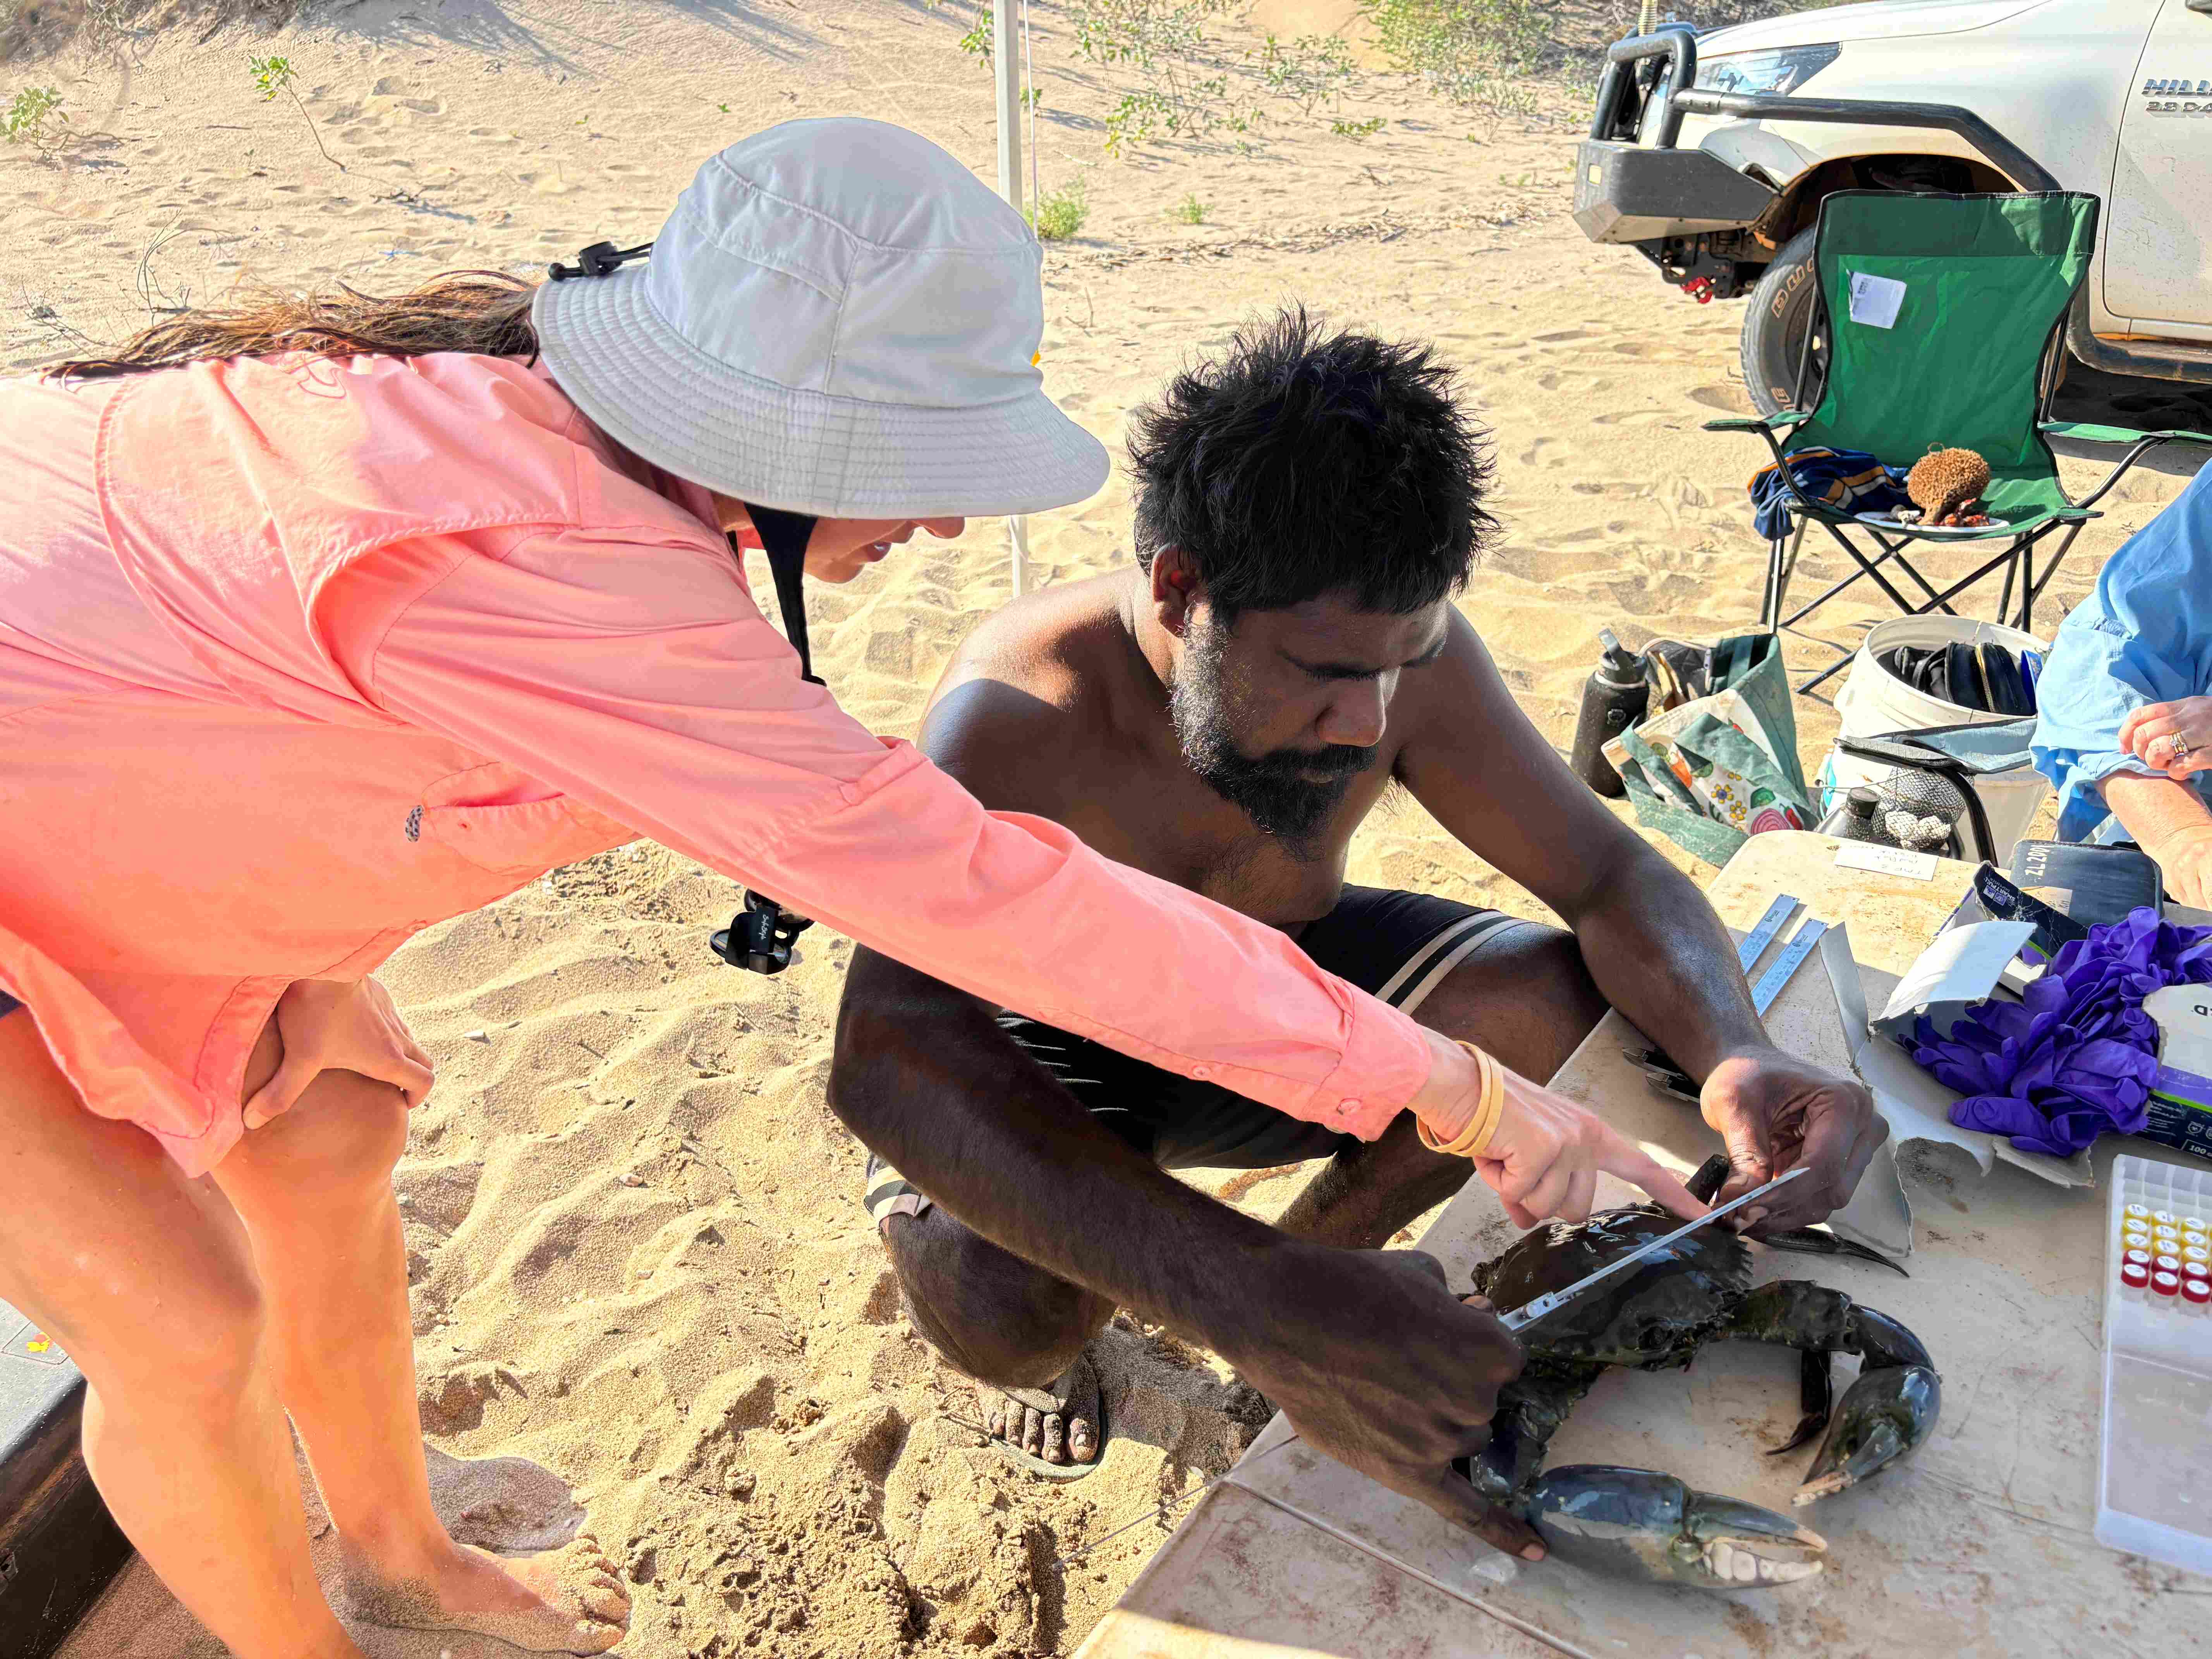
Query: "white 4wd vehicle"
1573 0 2212 414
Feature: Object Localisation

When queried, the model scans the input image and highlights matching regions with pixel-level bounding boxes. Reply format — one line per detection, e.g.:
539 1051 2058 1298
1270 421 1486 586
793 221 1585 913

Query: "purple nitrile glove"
1906 907 2206 1157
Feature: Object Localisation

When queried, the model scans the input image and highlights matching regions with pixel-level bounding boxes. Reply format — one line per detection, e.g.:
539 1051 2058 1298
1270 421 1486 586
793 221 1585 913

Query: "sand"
12 1 2210 1654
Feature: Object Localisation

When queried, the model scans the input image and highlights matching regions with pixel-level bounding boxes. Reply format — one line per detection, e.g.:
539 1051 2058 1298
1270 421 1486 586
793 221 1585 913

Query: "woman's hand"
243 977 434 1130
2121 698 2212 780
2152 823 2212 911
1413 1031 1706 1227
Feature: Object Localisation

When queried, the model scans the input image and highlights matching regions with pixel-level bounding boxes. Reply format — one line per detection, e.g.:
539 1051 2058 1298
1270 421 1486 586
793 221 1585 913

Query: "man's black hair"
1127 306 1495 623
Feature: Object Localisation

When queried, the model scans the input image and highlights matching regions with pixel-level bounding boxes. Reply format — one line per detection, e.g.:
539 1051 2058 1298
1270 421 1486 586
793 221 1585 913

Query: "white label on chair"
1836 842 1939 881
1846 272 1907 330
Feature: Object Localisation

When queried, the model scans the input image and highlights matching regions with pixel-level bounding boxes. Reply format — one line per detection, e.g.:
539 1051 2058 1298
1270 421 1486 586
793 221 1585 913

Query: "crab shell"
1474 1206 1753 1367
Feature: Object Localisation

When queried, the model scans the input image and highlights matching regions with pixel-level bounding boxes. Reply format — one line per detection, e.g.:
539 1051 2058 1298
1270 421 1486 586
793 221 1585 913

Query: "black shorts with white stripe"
861 886 1529 1226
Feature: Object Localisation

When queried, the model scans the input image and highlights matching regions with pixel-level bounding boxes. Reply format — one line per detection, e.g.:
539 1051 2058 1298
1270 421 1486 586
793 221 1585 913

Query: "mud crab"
1459 1158 1938 1590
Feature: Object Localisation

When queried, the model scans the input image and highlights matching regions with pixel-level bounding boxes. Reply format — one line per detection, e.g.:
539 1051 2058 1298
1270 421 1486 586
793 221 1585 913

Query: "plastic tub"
2099 1156 2212 1576
1818 616 2053 862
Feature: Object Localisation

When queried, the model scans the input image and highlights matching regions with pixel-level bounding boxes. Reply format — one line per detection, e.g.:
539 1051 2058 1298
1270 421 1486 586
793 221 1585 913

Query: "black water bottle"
1571 629 1649 799
1819 786 1885 843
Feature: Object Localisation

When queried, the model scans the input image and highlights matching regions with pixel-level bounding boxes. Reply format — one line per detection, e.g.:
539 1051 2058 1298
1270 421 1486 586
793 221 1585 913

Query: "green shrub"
1168 192 1209 224
1358 0 1552 89
1076 0 1244 157
954 0 1370 161
249 53 343 170
1028 179 1090 241
1252 31 1357 116
1331 115 1386 140
2 86 65 151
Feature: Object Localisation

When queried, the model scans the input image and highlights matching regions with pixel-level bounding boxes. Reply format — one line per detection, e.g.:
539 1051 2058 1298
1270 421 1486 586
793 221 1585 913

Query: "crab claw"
1524 1465 1826 1589
1795 1363 1939 1505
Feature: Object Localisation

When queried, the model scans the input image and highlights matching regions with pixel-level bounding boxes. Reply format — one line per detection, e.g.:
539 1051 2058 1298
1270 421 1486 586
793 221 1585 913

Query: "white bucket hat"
532 117 1108 520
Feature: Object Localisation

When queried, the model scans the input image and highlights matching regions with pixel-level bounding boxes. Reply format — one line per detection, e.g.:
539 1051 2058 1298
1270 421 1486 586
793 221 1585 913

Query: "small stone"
465 1029 489 1043
729 1470 756 1498
619 1173 646 1188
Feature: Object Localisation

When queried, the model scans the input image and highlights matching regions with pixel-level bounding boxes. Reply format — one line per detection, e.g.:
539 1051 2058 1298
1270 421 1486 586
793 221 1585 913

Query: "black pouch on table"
2007 840 2164 927
1945 864 2090 964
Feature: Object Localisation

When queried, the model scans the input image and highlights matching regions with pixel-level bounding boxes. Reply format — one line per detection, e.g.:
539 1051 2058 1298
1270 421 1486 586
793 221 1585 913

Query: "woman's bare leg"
0 1015 361 1659
210 1030 630 1655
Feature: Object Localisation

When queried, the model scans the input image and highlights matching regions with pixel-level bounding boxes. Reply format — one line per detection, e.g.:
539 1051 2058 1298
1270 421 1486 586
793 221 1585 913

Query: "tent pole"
994 0 1031 597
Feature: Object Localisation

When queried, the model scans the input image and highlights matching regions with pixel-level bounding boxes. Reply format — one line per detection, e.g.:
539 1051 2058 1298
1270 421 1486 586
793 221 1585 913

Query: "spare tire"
1739 226 1827 417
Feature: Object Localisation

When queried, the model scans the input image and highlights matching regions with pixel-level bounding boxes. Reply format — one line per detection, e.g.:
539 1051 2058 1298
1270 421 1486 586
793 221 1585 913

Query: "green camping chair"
1707 191 2212 693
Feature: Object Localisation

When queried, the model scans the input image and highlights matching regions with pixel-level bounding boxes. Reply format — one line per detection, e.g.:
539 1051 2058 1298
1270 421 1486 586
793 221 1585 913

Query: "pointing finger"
1598 1127 1707 1221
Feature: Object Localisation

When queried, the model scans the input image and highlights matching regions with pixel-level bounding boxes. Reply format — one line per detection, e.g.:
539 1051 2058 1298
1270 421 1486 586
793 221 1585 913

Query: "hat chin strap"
734 504 822 686
711 501 824 976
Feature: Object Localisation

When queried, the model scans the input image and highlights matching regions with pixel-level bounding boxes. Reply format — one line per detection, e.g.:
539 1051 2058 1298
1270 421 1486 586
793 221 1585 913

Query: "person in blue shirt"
2033 462 2212 905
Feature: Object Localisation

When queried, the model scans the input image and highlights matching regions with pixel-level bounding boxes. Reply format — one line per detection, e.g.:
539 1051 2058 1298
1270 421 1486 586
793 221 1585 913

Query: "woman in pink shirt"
0 120 1692 1656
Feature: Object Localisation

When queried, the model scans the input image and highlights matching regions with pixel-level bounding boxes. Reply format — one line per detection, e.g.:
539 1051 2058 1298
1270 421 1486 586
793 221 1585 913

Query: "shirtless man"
826 311 1884 1553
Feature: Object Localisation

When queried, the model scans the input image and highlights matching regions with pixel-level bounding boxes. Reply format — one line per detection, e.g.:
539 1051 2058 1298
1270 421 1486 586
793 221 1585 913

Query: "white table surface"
1077 833 2206 1658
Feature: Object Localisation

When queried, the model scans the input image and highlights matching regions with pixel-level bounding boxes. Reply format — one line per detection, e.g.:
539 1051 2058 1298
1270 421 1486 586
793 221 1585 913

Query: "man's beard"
1168 623 1378 857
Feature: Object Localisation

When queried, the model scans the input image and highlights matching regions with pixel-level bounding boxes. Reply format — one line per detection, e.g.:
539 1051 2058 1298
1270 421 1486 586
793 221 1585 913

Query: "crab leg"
1724 1282 1940 1503
1769 1349 1831 1458
1460 1361 1597 1509
1682 1154 1906 1274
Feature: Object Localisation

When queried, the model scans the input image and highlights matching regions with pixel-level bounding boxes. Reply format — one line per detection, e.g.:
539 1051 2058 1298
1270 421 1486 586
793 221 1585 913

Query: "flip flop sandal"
984 1352 1109 1483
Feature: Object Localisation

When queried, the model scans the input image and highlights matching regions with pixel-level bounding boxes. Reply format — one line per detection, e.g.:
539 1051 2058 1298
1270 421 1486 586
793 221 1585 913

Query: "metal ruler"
1750 918 1829 1015
1499 1168 1808 1331
1624 906 1828 1101
1736 893 1803 975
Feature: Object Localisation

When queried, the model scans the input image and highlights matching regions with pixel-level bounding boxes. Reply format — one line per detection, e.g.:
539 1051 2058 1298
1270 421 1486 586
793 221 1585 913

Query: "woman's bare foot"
982 1348 1101 1467
341 1533 630 1654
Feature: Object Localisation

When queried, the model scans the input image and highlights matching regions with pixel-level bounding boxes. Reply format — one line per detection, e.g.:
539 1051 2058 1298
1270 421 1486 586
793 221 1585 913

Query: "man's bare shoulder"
918 568 1146 813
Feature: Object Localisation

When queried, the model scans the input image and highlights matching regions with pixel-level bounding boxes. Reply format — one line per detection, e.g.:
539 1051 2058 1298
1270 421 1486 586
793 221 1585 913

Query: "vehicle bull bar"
1584 29 2212 387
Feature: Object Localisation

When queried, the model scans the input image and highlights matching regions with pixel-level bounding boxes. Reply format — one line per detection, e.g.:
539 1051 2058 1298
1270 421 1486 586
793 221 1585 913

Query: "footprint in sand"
1518 436 1571 468
426 1444 587 1554
1554 522 1632 547
1687 383 1748 414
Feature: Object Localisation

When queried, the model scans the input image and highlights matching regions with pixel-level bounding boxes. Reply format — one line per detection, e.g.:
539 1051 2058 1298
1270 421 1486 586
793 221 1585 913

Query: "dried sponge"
1906 447 1991 520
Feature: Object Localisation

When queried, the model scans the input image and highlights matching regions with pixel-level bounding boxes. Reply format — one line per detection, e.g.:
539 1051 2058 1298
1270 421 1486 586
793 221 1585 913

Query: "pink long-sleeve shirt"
0 350 1427 1175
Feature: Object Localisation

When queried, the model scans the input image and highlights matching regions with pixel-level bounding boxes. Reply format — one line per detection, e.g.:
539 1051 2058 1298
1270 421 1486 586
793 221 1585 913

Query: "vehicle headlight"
1694 44 1841 97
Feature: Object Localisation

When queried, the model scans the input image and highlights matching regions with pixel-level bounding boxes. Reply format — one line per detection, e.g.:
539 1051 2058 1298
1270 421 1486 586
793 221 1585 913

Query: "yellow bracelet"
1417 1041 1506 1159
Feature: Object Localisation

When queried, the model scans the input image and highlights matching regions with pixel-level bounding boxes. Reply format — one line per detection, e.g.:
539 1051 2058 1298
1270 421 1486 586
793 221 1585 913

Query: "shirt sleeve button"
1339 1097 1362 1117
1192 1065 1213 1080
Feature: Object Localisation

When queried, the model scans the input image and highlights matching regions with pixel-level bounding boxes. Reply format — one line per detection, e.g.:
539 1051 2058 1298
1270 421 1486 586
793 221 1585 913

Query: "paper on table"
1837 842 1939 882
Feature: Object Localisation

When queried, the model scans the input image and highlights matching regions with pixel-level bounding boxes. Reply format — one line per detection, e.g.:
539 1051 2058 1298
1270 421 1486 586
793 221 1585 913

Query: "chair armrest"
2050 422 2212 510
1704 410 1812 434
2042 420 2212 449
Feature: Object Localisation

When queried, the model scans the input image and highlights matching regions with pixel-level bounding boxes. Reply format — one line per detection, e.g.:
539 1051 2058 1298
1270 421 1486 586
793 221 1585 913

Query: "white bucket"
1819 616 2052 862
